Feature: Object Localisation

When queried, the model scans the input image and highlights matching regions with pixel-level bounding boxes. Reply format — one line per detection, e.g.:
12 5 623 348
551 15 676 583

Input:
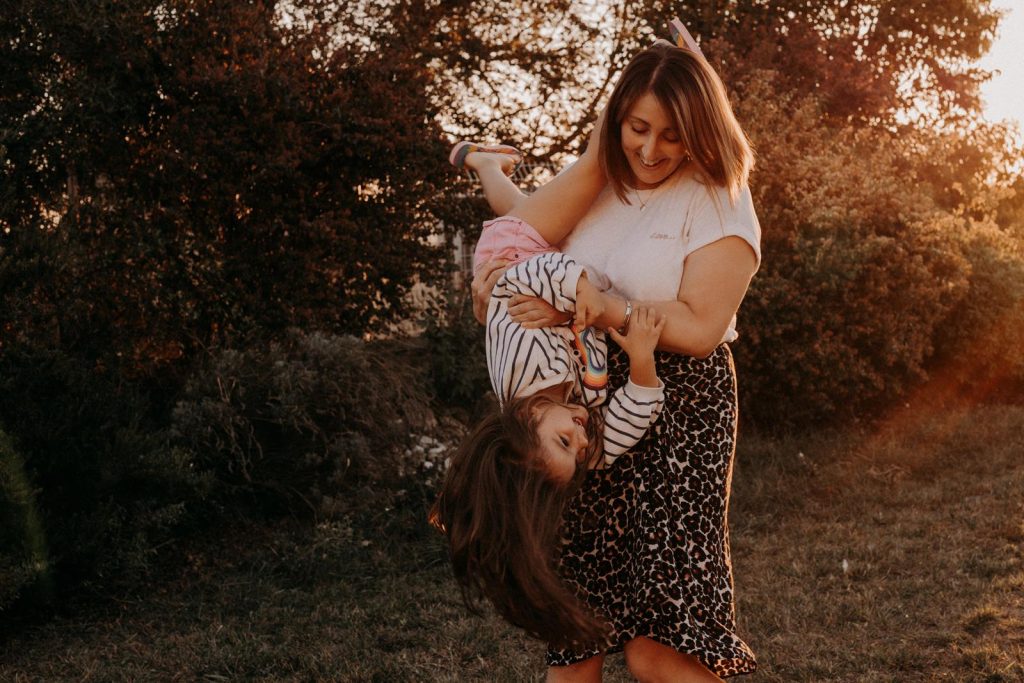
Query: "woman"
470 40 760 681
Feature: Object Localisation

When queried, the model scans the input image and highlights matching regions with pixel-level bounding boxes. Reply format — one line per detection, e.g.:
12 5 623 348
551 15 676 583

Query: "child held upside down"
431 138 666 648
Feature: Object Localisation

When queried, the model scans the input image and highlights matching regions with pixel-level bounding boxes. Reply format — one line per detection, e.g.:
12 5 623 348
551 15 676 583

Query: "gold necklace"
633 158 690 211
634 188 651 212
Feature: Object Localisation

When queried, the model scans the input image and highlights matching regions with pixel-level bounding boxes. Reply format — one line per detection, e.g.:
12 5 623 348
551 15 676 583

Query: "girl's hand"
471 260 509 325
608 307 665 357
508 294 572 329
574 275 605 331
607 307 665 387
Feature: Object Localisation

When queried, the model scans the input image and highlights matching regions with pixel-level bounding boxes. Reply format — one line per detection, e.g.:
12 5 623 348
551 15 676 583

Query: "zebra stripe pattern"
485 252 663 464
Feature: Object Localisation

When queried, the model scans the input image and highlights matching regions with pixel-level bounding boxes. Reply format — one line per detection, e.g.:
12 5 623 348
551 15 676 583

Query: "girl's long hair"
601 41 754 203
429 393 608 648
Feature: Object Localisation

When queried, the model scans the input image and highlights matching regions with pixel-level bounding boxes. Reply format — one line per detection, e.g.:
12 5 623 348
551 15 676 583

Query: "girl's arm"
597 308 666 466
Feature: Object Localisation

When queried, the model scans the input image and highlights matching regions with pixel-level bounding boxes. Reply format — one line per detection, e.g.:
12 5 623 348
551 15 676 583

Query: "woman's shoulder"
680 167 751 203
684 178 761 263
688 176 757 226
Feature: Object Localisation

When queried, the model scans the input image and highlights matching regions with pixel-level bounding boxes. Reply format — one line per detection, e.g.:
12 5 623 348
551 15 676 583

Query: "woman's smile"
636 154 667 169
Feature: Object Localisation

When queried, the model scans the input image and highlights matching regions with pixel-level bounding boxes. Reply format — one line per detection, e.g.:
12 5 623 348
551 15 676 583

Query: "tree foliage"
395 0 1004 155
402 0 1022 424
0 0 454 602
1 0 450 381
0 429 52 612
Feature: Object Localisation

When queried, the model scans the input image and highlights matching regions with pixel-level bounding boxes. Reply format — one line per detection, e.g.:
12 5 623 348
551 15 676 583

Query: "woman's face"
620 92 689 189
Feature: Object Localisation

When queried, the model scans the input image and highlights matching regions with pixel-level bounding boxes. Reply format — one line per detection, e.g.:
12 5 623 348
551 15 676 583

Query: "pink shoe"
573 327 608 391
668 17 705 58
449 141 523 176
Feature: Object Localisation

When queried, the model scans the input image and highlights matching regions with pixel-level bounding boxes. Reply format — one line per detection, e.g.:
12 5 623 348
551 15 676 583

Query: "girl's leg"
466 108 607 247
469 153 528 217
546 653 605 683
623 637 723 683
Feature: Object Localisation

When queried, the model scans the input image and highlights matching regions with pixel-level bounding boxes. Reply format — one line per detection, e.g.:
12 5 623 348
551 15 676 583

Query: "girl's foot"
668 17 704 57
573 327 608 391
449 141 522 176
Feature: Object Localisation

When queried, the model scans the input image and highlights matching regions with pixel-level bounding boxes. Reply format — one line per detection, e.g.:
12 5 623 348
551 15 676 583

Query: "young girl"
431 130 668 648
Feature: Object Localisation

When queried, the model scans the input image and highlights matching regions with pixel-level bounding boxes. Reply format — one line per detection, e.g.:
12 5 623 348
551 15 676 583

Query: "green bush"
0 347 211 594
731 77 992 428
0 429 52 611
422 292 490 412
928 222 1024 399
737 216 970 427
172 330 435 516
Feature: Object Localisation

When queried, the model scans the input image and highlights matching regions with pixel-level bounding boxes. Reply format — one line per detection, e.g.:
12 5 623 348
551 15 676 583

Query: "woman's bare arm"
591 237 758 357
486 237 757 356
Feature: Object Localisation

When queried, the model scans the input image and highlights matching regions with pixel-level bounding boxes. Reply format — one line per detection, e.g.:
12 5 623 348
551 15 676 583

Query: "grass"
729 404 1024 682
1 404 1023 682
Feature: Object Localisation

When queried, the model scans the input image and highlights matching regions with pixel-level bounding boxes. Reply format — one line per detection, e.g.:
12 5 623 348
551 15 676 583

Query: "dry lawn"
1 404 1022 682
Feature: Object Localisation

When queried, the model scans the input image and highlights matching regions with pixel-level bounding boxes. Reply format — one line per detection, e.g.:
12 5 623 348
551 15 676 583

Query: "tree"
0 1 460 601
1 0 450 381
402 0 1022 425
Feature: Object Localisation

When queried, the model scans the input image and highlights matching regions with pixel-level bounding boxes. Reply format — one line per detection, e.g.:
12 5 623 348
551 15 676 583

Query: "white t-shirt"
561 166 761 343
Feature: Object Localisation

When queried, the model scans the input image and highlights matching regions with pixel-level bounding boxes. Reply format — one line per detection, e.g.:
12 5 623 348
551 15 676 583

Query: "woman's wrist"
618 300 633 334
596 293 628 330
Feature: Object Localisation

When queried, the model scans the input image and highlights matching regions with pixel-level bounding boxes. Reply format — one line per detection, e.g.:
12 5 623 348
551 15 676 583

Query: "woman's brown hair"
429 393 608 648
600 41 754 203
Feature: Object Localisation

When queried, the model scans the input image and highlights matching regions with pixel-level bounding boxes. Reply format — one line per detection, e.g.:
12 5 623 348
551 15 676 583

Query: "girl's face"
534 402 590 484
620 92 689 189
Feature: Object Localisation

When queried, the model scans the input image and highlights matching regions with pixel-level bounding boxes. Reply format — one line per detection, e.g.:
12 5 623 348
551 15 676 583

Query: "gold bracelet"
618 300 633 334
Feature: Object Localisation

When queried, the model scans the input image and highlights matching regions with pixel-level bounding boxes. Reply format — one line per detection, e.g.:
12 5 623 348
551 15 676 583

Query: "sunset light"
979 0 1024 128
3 2 1023 680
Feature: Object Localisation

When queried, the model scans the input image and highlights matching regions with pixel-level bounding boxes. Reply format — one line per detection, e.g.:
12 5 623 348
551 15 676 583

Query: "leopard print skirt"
547 344 757 677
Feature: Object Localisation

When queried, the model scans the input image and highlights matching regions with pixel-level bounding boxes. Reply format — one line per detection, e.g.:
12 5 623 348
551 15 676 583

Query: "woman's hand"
471 260 509 325
508 294 572 329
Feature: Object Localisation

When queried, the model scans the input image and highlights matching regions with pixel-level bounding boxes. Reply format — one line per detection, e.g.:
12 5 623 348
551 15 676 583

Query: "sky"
978 0 1024 128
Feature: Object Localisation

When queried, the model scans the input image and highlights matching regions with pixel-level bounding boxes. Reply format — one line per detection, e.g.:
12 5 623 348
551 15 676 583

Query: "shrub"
731 77 981 428
736 216 970 428
422 292 490 412
0 347 211 594
172 330 434 516
0 429 52 611
928 221 1024 400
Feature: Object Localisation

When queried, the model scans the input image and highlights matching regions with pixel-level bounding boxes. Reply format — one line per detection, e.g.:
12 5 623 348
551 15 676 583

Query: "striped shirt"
486 252 664 465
